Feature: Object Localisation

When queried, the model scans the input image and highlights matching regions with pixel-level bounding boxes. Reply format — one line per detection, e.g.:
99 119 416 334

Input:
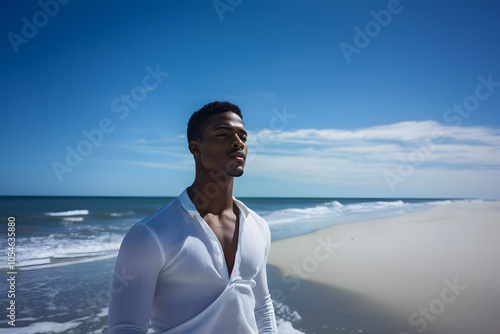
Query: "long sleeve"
108 223 164 334
252 224 278 333
253 263 278 333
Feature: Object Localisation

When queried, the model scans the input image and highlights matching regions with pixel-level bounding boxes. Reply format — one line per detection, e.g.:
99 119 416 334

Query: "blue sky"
1 0 500 198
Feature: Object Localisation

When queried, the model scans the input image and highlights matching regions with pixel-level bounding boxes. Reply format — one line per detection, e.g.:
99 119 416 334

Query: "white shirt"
108 188 278 333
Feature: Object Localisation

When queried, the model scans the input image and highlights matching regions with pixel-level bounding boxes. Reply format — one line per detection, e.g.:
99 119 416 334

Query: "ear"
188 140 201 156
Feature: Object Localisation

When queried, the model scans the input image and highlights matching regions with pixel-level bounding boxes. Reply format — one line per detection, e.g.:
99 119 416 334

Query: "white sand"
268 200 500 334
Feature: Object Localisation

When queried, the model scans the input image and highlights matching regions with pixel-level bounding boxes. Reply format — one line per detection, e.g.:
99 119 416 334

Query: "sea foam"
44 209 89 216
262 199 458 240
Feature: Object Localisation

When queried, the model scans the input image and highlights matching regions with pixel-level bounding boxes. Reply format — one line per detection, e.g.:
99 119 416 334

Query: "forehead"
204 111 245 131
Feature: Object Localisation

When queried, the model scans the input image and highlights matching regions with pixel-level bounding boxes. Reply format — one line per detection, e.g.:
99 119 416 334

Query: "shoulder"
140 187 202 236
123 196 186 245
248 208 270 232
235 199 271 242
139 197 183 230
119 197 187 264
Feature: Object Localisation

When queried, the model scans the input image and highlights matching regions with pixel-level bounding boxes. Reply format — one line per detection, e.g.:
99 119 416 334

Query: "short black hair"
187 101 243 142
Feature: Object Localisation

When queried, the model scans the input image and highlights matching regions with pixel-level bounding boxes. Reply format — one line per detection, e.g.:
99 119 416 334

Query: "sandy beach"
267 200 500 334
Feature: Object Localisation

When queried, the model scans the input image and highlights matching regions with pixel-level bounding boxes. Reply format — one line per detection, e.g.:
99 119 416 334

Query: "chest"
204 216 239 275
159 211 268 283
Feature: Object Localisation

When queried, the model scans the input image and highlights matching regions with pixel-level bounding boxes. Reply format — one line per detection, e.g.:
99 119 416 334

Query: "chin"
228 168 244 177
226 161 245 177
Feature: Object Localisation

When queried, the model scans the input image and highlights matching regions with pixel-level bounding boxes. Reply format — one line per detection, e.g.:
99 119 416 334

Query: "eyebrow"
213 125 247 136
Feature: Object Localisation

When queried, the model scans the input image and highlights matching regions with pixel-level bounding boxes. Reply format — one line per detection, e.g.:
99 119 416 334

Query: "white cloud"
245 121 500 197
248 121 500 146
100 121 500 197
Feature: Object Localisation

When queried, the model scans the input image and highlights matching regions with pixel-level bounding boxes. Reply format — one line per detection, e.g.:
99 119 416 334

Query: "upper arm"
108 223 164 333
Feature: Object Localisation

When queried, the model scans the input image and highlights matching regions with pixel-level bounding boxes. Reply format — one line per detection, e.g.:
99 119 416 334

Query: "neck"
187 170 235 216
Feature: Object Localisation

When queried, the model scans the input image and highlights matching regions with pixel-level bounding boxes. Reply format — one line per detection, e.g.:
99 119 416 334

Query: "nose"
231 133 245 149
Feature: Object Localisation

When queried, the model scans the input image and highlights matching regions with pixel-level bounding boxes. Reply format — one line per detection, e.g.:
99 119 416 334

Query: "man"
108 101 278 333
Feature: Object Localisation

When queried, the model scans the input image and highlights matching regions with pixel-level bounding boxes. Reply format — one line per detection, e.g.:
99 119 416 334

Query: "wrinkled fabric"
108 188 277 334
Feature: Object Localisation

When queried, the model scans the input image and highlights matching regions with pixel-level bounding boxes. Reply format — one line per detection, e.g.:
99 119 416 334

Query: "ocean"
0 195 466 333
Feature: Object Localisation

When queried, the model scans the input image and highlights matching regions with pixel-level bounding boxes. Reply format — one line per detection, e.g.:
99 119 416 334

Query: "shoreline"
3 199 498 333
267 200 500 334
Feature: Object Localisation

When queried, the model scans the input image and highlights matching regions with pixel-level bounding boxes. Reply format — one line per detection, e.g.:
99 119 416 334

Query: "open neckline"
194 206 243 283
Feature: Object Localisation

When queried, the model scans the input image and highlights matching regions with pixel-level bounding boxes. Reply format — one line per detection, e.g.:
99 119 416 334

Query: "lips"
229 151 246 161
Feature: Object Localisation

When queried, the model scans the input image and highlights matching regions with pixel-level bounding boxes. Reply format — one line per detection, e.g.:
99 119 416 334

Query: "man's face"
192 111 248 177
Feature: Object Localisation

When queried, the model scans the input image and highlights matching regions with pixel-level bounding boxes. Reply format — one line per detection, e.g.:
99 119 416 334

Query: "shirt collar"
179 187 249 218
